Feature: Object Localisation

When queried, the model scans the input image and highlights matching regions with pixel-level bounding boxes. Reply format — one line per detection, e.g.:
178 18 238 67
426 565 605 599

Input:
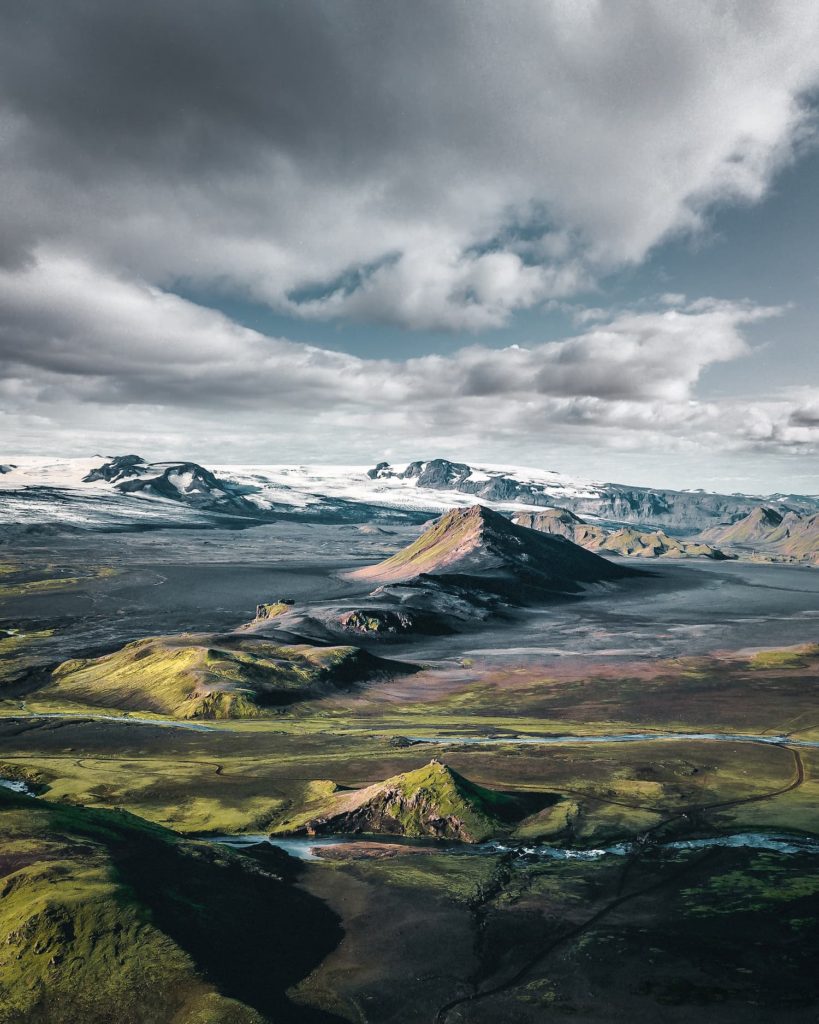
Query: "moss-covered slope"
273 759 549 843
49 634 412 718
0 787 341 1024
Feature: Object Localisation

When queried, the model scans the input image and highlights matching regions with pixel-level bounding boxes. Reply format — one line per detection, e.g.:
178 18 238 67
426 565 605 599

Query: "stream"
405 731 819 748
0 711 216 731
3 775 817 864
211 830 819 862
3 712 819 747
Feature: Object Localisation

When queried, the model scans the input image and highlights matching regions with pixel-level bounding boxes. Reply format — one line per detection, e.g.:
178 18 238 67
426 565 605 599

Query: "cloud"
2 253 815 471
290 247 589 331
1 2 818 328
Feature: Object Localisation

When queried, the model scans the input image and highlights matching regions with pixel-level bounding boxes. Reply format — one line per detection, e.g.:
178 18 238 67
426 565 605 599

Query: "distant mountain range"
1 454 818 546
367 458 819 531
700 506 819 565
514 508 730 560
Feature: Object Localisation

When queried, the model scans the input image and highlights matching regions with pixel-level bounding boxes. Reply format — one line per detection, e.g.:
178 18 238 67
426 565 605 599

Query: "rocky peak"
399 458 472 487
83 454 147 483
344 502 635 591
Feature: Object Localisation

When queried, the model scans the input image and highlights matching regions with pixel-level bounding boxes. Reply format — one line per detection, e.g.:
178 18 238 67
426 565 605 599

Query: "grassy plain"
1 666 815 841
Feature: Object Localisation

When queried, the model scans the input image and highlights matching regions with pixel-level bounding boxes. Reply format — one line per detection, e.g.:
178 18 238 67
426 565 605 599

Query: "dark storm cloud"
2 2 819 324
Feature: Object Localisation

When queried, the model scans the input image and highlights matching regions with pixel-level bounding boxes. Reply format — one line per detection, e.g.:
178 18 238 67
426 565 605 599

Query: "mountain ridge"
3 454 818 536
515 508 731 560
366 458 819 530
700 505 819 564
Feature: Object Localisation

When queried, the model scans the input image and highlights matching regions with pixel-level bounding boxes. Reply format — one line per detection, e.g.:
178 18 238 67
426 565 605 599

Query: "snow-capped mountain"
358 458 819 529
1 453 817 536
0 455 428 535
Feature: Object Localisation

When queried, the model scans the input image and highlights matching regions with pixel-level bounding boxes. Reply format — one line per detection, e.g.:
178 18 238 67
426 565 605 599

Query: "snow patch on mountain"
2 454 818 535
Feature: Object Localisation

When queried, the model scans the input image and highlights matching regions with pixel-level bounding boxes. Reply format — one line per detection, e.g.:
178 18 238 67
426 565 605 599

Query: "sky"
1 1 819 493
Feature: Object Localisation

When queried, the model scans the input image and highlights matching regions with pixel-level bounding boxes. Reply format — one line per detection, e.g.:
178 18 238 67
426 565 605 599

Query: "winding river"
211 830 819 862
405 731 819 748
3 711 818 748
3 774 817 864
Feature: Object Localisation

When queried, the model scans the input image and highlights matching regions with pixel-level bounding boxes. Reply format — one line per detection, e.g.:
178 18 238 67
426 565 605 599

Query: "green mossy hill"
273 759 550 843
0 787 341 1024
50 634 413 718
343 504 635 591
515 509 729 560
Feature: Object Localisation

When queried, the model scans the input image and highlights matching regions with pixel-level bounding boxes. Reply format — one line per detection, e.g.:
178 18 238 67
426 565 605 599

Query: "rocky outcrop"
397 459 554 506
335 607 454 636
114 462 265 517
83 454 147 483
338 609 418 634
255 599 295 620
367 461 393 479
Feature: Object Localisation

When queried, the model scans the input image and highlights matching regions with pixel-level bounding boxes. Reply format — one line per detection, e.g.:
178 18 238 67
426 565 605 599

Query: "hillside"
343 504 636 593
700 505 786 545
0 786 340 1024
49 635 414 718
272 759 548 843
701 505 819 564
515 508 730 560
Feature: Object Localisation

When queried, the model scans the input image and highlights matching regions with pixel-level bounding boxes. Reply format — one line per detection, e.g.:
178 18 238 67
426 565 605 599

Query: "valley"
1 461 818 1021
7 9 819 1022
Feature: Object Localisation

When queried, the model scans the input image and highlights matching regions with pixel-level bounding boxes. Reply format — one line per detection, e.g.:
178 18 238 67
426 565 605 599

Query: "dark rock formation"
83 454 147 483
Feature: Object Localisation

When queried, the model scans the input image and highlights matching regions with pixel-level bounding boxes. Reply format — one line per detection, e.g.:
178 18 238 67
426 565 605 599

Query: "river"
5 773 816 865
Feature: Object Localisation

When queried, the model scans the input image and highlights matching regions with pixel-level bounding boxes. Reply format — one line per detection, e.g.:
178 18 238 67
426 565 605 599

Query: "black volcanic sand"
0 522 394 667
3 523 819 672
